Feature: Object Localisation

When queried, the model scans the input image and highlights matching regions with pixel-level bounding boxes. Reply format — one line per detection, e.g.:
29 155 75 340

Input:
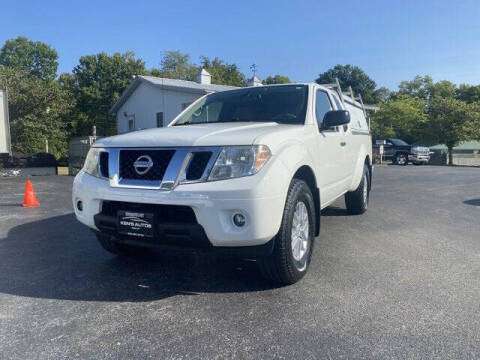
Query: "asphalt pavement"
0 165 479 359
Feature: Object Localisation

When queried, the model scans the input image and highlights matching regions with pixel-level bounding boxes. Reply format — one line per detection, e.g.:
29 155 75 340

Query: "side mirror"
323 110 350 128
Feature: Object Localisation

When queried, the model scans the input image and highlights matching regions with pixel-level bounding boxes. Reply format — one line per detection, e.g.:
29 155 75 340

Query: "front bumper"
73 164 288 248
408 154 430 163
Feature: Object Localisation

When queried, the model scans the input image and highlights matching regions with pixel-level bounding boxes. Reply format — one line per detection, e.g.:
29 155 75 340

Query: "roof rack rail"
355 93 370 129
319 78 346 108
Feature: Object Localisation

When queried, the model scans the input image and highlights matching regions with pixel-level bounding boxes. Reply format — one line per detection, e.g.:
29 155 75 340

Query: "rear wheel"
258 179 316 285
345 165 370 215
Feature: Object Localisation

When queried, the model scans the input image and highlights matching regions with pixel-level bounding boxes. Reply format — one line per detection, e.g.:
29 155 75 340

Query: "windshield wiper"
172 121 195 126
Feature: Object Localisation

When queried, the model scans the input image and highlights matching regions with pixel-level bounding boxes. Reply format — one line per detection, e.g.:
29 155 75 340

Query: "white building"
110 69 239 133
0 89 11 154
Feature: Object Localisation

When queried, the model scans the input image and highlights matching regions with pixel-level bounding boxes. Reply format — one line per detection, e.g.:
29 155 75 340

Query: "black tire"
396 152 408 166
345 165 370 215
95 232 149 257
258 179 316 285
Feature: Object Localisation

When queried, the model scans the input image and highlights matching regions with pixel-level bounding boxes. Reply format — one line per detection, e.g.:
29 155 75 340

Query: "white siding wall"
116 82 202 134
0 89 11 154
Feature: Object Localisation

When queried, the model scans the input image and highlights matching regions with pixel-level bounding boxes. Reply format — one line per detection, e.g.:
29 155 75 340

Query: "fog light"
232 213 246 227
77 200 83 211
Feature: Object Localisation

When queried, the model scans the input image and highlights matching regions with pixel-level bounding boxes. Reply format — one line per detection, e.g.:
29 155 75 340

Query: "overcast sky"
1 0 479 90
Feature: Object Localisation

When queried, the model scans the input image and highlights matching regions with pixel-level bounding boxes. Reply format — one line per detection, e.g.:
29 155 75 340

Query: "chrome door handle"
340 142 346 147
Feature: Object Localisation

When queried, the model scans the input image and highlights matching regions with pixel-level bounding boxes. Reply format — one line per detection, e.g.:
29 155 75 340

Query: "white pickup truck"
73 83 372 284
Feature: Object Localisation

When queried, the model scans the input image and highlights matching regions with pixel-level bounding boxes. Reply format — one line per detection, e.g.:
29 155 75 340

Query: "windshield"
172 85 308 126
390 138 409 146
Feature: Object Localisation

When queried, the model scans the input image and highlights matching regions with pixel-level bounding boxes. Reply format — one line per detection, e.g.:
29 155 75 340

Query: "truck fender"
276 143 317 184
276 143 321 236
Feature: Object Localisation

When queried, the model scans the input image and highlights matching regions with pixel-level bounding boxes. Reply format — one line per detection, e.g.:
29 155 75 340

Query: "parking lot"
0 166 479 359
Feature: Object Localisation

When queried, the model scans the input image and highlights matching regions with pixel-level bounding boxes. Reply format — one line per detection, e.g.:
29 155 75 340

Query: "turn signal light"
254 145 271 170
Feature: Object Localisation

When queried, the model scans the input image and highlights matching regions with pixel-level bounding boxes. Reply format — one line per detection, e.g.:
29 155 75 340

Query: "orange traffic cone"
22 179 40 207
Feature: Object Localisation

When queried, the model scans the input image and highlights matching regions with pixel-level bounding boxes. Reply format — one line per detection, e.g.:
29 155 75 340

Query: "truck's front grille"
101 200 198 224
119 149 175 180
103 146 222 190
186 151 212 180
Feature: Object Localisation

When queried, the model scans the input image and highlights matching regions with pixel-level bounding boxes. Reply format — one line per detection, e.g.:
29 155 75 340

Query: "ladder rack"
320 77 346 108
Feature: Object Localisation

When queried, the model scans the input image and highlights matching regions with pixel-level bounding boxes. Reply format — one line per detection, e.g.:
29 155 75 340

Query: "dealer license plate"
118 210 154 238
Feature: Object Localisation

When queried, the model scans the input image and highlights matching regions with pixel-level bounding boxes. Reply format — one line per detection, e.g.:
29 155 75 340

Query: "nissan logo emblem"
133 155 153 175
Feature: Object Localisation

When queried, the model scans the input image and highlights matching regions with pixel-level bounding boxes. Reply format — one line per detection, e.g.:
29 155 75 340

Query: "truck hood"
94 122 305 148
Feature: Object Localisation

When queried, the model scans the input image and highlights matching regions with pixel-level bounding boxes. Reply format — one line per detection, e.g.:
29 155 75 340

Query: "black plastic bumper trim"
93 213 274 258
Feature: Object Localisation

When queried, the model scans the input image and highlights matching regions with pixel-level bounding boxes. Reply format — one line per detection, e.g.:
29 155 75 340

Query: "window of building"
315 90 332 129
156 112 164 127
127 116 135 131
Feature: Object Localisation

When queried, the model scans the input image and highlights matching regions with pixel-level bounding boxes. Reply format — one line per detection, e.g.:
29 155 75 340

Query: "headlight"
208 145 271 181
83 148 101 177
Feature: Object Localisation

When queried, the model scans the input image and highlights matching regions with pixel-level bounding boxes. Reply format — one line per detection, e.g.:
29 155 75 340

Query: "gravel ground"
0 166 479 359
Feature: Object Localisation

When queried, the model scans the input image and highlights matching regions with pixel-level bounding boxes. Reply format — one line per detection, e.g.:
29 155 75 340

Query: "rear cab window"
332 94 343 110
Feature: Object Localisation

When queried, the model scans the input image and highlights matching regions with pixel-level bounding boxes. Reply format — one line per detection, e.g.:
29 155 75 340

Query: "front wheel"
345 165 370 215
258 179 316 285
396 153 408 165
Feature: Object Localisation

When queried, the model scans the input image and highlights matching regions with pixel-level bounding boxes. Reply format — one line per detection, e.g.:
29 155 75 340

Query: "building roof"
109 75 238 115
430 140 480 150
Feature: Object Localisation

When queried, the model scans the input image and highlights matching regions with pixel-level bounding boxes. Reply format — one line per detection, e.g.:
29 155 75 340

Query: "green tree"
69 51 147 136
398 76 457 102
431 80 456 99
398 75 433 101
456 84 480 104
370 95 428 143
200 56 246 87
151 50 197 81
372 87 391 103
426 97 480 165
0 67 74 157
150 51 248 86
0 36 58 81
316 64 377 103
262 75 291 85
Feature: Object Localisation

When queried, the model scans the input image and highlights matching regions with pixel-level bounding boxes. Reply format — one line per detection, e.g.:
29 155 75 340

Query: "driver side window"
315 90 333 130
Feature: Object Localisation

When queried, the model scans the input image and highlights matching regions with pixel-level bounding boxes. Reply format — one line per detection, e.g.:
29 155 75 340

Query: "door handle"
340 141 346 147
